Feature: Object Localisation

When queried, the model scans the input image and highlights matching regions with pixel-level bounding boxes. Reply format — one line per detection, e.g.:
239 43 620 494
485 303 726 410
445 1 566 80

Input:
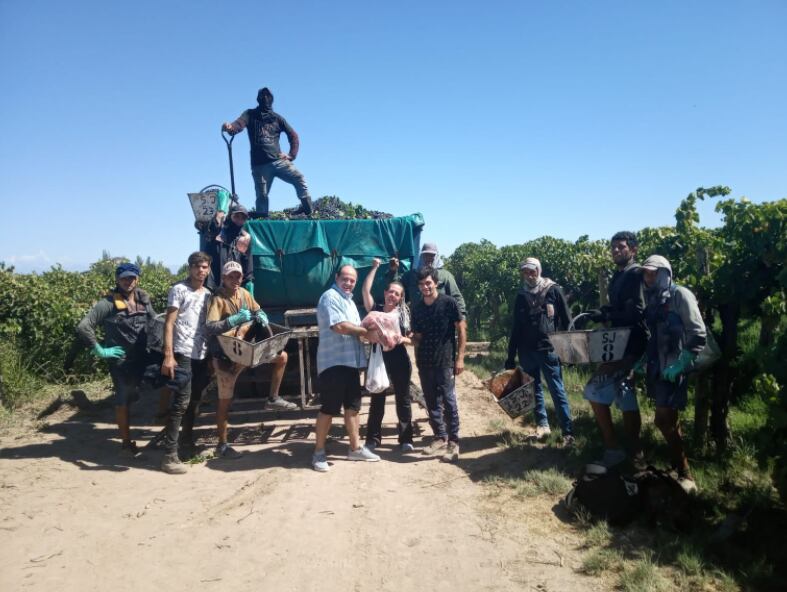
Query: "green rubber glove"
243 280 255 298
227 309 252 328
662 350 696 382
215 189 230 214
631 354 647 377
92 344 125 360
255 309 269 327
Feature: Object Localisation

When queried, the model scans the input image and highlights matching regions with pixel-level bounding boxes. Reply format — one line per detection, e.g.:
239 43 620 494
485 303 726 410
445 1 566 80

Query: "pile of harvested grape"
263 196 394 220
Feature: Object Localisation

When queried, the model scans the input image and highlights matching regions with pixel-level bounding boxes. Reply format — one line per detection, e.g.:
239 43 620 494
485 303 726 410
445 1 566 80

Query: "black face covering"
256 87 274 112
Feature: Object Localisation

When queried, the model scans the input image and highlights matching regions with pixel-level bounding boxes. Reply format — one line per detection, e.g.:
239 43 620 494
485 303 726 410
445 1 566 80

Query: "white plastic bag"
365 344 390 394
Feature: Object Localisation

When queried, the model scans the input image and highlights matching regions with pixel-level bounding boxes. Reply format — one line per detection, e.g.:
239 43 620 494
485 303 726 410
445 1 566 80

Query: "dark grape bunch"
261 196 394 221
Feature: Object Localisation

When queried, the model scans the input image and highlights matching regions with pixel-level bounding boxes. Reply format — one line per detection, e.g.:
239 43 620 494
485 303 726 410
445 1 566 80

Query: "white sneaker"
266 397 298 411
347 446 380 462
535 425 552 440
312 450 330 472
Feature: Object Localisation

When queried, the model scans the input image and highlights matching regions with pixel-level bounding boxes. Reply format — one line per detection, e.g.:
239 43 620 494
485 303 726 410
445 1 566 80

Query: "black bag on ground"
565 472 641 526
634 466 692 530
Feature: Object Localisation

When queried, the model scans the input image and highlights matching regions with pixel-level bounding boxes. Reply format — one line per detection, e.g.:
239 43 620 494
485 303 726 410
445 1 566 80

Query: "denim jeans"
418 366 460 443
162 355 211 453
365 346 413 446
251 159 310 215
517 349 573 436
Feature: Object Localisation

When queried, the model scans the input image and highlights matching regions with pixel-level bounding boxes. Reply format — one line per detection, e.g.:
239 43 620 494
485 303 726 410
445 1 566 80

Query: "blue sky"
1 0 785 272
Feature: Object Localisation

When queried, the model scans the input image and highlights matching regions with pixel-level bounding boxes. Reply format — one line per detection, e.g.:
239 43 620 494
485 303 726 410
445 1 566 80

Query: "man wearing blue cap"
77 262 157 459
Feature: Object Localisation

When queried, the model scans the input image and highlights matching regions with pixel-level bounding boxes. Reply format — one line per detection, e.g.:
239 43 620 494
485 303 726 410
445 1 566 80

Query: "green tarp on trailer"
246 213 424 308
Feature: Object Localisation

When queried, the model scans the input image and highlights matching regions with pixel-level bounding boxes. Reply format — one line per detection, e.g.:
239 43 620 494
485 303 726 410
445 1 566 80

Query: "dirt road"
0 367 605 592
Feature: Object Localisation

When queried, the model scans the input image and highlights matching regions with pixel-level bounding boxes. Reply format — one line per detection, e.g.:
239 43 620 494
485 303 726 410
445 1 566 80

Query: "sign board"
188 192 218 222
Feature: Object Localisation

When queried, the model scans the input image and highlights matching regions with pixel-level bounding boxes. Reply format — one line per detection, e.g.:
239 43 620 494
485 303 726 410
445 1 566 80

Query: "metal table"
284 309 320 409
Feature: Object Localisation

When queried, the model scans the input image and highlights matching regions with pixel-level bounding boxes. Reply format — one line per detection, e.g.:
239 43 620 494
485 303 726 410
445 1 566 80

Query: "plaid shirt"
316 284 366 374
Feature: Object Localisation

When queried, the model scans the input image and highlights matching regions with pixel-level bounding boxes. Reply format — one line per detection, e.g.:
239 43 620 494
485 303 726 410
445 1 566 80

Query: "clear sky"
1 0 785 272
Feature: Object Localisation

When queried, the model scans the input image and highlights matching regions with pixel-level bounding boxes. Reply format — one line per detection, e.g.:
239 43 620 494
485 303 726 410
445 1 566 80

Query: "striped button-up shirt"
316 284 366 374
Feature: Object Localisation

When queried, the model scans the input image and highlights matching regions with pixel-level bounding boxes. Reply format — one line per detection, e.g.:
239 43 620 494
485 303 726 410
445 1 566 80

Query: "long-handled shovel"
221 130 239 203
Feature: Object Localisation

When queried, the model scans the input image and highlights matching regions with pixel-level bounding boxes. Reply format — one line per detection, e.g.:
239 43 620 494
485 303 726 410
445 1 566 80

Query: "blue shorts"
647 377 688 411
584 373 639 412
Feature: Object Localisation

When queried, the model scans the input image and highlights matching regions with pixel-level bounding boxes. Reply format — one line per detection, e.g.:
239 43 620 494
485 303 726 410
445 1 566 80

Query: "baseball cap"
222 261 243 276
115 263 141 279
421 242 439 255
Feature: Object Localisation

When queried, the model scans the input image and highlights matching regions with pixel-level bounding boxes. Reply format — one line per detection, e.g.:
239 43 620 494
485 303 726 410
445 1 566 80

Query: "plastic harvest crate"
216 324 292 368
494 374 537 419
548 327 631 365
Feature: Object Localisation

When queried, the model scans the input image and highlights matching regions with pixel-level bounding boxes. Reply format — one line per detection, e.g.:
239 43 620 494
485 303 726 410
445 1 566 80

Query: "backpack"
565 472 641 526
634 467 692 531
565 466 692 529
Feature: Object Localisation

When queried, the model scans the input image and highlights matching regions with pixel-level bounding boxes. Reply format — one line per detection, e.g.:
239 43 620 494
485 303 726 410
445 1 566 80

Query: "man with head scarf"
385 242 467 318
222 87 312 218
504 257 575 444
205 203 254 294
638 255 706 493
76 263 157 459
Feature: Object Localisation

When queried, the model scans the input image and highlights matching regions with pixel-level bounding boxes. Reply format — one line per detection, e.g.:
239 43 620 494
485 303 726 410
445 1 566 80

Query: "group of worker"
77 86 706 487
503 231 706 493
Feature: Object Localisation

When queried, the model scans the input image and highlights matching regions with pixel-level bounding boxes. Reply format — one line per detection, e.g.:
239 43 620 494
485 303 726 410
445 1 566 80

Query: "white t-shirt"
167 280 211 360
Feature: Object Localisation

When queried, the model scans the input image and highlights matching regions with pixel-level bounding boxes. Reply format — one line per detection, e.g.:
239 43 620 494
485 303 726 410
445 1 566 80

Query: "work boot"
161 452 187 474
290 197 313 217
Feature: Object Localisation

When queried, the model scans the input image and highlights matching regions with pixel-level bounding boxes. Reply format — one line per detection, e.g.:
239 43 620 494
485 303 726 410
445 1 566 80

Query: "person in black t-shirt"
582 231 647 473
361 258 415 452
411 267 467 463
222 87 312 218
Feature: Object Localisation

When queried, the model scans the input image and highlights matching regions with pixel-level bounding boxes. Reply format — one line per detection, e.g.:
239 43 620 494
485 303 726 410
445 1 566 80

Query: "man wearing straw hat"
582 231 647 473
504 257 574 445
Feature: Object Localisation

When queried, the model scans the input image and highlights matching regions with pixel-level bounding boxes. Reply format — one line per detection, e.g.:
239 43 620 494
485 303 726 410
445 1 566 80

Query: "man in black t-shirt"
222 87 312 218
411 267 467 463
583 231 647 472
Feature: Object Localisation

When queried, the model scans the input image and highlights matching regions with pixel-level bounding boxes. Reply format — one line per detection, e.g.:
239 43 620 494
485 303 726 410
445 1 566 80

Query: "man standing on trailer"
222 87 313 218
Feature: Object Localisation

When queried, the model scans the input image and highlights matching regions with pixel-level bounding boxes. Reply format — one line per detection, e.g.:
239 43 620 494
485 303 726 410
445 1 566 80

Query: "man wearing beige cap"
505 257 574 444
205 261 291 458
386 242 466 318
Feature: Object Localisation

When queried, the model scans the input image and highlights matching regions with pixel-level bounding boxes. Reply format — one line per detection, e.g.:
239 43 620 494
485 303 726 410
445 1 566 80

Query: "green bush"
0 256 177 391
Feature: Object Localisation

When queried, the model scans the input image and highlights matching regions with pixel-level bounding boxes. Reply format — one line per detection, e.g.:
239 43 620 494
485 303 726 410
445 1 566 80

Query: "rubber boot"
291 196 313 217
161 452 187 474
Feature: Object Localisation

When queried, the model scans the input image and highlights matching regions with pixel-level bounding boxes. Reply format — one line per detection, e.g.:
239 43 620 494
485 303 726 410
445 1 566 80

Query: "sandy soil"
0 363 608 592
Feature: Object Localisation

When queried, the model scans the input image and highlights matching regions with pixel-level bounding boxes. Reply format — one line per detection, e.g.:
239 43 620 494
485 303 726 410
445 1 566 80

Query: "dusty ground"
0 364 608 592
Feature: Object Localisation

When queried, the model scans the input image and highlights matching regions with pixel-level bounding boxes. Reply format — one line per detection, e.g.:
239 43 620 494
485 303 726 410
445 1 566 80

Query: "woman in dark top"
362 258 415 452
